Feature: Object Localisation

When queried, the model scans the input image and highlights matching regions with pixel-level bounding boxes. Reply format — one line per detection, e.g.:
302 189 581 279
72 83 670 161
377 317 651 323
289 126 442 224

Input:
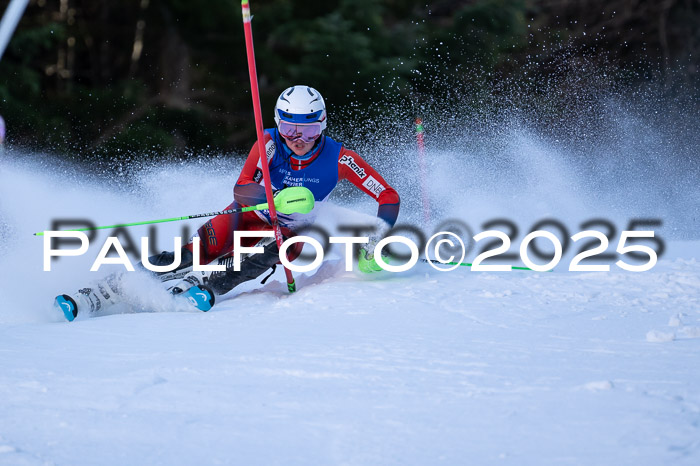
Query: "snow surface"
1 127 700 465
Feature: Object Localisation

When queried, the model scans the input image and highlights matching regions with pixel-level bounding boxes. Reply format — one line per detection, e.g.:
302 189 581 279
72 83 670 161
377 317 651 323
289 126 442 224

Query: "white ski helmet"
274 85 327 132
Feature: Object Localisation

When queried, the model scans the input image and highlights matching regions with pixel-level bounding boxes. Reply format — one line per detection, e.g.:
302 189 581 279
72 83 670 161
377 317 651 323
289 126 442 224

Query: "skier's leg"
170 233 303 296
206 236 300 295
186 200 251 264
53 206 231 320
169 210 303 297
126 204 245 291
55 207 295 319
139 247 194 284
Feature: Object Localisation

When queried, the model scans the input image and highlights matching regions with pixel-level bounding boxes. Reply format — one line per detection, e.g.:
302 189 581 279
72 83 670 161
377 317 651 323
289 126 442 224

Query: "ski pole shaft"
33 204 265 236
418 258 549 272
33 187 314 236
241 0 296 292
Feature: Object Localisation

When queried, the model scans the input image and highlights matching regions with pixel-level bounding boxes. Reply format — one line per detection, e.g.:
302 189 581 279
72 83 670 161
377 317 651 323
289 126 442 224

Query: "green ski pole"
34 186 315 236
419 258 552 272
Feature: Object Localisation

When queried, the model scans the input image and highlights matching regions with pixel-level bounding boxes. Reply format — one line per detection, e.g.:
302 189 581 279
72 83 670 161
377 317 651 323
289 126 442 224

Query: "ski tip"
54 294 78 322
184 285 215 312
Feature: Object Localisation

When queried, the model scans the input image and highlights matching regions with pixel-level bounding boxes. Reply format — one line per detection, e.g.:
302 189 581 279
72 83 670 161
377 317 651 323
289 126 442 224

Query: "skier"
55 85 400 320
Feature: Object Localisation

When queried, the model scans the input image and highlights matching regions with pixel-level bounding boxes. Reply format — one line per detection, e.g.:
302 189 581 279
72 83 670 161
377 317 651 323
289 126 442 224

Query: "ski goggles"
278 121 322 143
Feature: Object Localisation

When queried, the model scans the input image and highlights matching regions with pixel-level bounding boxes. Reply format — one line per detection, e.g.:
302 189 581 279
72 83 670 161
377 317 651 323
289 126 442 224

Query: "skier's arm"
338 148 400 227
233 136 271 206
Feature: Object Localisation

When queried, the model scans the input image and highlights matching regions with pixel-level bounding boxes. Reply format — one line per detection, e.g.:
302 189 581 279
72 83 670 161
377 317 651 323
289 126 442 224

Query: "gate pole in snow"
240 0 296 292
415 118 431 227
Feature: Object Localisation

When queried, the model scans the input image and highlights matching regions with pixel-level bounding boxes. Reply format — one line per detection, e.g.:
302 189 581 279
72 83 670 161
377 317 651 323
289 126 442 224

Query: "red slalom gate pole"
241 0 295 292
415 118 431 226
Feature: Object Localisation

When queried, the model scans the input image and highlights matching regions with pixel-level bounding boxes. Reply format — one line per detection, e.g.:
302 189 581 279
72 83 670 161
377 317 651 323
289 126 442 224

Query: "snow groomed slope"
1 118 699 465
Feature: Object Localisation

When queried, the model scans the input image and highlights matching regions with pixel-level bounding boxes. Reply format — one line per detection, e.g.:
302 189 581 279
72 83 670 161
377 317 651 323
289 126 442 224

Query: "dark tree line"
0 0 697 159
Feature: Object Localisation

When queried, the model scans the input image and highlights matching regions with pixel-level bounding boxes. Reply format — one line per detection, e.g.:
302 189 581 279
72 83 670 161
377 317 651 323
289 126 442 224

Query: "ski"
54 294 78 322
179 285 216 312
54 278 216 322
